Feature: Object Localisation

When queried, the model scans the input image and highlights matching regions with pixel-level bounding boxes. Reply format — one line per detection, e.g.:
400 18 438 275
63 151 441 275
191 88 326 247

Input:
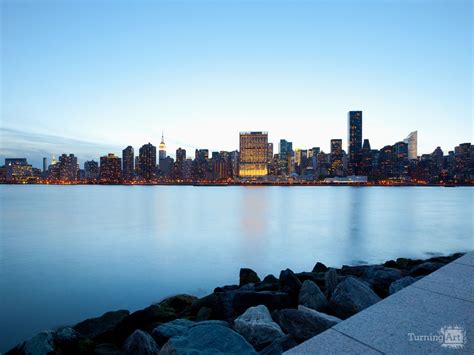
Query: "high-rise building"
176 148 186 163
122 146 134 180
42 157 47 172
239 131 268 177
100 153 122 182
404 131 418 160
5 158 33 182
348 111 363 174
159 133 166 161
330 139 343 176
58 154 78 182
279 139 293 163
139 143 157 180
84 160 100 181
267 143 274 163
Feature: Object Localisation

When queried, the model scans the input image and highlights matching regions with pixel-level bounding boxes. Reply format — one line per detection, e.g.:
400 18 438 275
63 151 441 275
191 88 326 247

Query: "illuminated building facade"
59 154 78 182
404 131 418 160
100 154 122 182
348 111 363 174
330 139 343 176
84 160 100 181
139 143 157 180
5 158 33 182
122 146 134 180
239 131 268 177
159 133 166 161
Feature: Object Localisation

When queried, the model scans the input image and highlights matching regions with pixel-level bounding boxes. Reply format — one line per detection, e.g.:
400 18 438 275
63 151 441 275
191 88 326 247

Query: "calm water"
0 185 473 350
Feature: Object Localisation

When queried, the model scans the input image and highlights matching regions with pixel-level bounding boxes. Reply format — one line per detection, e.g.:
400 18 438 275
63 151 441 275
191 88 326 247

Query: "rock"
53 327 88 353
297 305 342 324
361 266 402 297
159 324 257 354
294 272 326 290
73 310 130 340
410 262 444 276
159 294 197 316
9 331 56 355
122 329 160 355
191 290 239 320
389 276 418 295
396 258 422 269
259 334 298 355
279 269 302 303
324 268 338 298
233 305 284 350
383 260 398 268
94 343 121 355
240 268 261 286
152 319 195 344
195 306 212 321
298 280 328 311
114 304 177 343
255 275 279 292
329 276 381 319
339 265 370 277
239 283 256 291
214 285 239 293
312 262 328 273
232 291 292 316
272 308 336 343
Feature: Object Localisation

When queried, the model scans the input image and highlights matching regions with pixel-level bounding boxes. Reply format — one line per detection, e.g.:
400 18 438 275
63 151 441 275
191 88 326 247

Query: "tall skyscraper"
58 154 78 182
100 154 122 182
84 160 100 181
404 131 418 160
348 111 363 174
267 143 274 163
279 139 293 163
139 143 157 180
239 131 268 177
122 146 134 180
42 157 47 172
330 139 343 176
159 133 166 161
176 148 186 163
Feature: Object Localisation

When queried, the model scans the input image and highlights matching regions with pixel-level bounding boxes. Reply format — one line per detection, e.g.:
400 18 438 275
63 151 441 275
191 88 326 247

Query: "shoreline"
6 252 467 355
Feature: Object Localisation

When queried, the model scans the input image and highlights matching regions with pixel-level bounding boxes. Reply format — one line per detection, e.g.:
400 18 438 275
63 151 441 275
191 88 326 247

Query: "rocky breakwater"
6 253 464 355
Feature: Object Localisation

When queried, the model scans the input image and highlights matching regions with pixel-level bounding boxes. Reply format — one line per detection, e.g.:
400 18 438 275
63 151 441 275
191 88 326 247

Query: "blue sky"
1 0 472 168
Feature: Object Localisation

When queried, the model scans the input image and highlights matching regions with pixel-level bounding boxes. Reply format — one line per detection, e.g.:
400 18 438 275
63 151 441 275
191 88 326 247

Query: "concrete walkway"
285 252 474 354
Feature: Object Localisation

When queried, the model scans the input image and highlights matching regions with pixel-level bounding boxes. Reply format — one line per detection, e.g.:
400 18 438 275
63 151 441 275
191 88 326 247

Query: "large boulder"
338 265 370 277
259 334 298 355
272 308 336 343
294 272 326 290
297 305 342 325
159 324 257 354
410 262 444 276
240 268 261 286
279 269 302 304
232 291 292 316
329 277 381 319
324 268 338 298
255 275 279 292
298 280 328 311
312 262 328 273
389 276 419 295
233 305 284 350
114 304 177 343
122 330 160 355
152 319 229 344
159 294 197 316
73 310 130 340
361 266 403 297
8 331 55 355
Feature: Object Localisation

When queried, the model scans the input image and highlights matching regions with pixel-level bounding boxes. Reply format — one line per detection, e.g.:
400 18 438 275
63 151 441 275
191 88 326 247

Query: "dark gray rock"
195 306 212 321
329 276 381 319
152 319 195 344
122 329 160 355
297 305 342 325
239 283 256 291
324 268 338 298
94 343 121 355
240 268 261 286
255 275 279 292
259 334 298 355
273 308 336 343
410 262 444 276
191 290 238 320
279 269 301 303
362 265 403 297
8 331 56 355
233 291 292 316
159 294 197 316
298 280 328 311
338 265 371 277
233 305 284 350
312 262 328 273
159 324 257 354
389 276 419 295
73 310 130 340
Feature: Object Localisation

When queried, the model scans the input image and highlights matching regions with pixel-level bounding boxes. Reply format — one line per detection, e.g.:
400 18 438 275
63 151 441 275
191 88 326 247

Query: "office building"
404 131 418 160
84 160 100 181
100 153 122 182
239 131 268 177
348 111 363 174
122 146 134 180
139 143 157 180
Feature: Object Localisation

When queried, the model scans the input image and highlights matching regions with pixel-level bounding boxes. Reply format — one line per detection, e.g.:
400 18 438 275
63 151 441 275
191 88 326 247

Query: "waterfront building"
84 160 100 181
42 157 47 172
239 131 268 177
348 111 363 174
159 133 166 161
5 158 33 183
267 143 274 163
122 146 134 180
139 143 157 180
330 139 343 176
100 153 122 182
279 139 293 164
454 143 473 181
404 131 418 160
58 154 79 182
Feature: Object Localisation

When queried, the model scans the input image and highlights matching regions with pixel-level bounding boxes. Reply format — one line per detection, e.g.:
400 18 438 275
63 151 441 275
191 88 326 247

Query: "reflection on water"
0 185 472 351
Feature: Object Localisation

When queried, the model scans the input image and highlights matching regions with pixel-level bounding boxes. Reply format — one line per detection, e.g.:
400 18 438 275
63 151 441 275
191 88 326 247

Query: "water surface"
1 185 472 350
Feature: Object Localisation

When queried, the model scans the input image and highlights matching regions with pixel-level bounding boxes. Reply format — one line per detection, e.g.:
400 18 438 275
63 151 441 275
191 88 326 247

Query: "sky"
1 0 472 168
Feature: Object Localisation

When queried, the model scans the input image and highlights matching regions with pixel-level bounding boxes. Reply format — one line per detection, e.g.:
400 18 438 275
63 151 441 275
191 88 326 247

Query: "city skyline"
1 0 472 167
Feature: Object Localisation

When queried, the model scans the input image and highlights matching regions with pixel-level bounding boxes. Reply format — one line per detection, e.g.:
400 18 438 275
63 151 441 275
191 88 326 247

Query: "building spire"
161 131 165 144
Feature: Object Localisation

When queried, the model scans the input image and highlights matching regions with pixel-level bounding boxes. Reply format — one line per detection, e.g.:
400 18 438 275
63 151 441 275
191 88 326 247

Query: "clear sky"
1 0 472 168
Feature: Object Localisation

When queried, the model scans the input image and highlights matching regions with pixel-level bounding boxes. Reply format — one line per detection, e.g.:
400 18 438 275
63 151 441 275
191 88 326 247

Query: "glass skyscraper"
404 131 418 160
348 111 363 174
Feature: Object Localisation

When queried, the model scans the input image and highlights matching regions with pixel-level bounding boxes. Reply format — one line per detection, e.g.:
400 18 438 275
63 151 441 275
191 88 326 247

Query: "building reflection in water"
239 187 269 254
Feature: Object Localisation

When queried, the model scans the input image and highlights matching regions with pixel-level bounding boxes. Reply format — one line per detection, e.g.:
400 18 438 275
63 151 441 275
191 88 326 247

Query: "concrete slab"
284 329 382 355
413 262 474 302
454 252 474 267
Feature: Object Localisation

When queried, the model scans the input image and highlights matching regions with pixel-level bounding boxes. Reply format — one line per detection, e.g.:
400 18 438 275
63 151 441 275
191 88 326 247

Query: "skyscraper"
100 154 122 182
58 154 78 182
159 133 166 161
122 146 134 180
404 131 418 160
42 157 47 172
84 160 100 181
348 111 363 174
279 139 293 163
139 143 157 180
176 148 186 163
239 131 268 177
330 139 343 176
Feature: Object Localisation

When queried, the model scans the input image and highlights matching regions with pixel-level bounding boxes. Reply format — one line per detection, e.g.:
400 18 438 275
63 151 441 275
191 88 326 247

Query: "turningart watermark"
408 325 467 349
